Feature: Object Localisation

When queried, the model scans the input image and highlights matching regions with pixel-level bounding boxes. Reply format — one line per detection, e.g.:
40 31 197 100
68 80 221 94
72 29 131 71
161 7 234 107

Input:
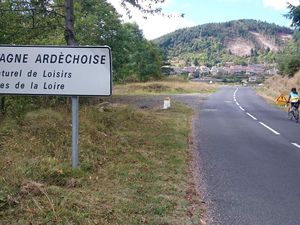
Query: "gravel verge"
103 93 209 111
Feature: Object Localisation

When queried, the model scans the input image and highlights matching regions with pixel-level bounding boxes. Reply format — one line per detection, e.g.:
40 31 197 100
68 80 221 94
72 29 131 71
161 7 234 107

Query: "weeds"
0 102 203 224
113 80 217 95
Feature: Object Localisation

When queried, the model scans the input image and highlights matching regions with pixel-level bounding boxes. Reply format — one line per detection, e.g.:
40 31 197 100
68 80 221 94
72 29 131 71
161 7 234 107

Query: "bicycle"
288 102 299 123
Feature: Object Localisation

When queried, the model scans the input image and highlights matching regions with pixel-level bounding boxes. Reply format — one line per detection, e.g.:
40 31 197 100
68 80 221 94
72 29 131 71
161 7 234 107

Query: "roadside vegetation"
113 78 218 95
8 0 300 223
0 97 204 224
257 71 300 104
0 0 164 83
256 4 300 106
0 1 219 223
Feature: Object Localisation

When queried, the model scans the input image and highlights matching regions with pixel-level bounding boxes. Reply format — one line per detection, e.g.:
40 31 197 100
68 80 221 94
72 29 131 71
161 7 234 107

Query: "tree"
65 0 77 45
137 41 163 81
0 0 170 44
193 58 199 66
276 40 300 77
286 3 300 29
185 57 191 66
111 22 163 82
0 0 65 45
64 0 167 82
120 0 169 17
64 0 176 45
1 0 165 82
281 3 300 77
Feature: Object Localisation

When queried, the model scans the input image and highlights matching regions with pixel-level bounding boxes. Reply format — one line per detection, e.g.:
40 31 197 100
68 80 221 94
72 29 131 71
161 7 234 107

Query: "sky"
107 0 300 40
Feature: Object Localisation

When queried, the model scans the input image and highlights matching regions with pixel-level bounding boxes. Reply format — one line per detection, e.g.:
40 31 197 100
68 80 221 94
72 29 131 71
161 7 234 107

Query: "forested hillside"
154 19 293 67
0 0 163 83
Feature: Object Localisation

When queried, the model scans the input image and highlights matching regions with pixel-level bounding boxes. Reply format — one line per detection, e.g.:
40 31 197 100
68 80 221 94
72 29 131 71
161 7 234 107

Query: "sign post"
72 96 79 168
0 45 112 168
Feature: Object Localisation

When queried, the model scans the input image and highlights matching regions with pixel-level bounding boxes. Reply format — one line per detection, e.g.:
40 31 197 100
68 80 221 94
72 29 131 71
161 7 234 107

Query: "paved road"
196 86 300 225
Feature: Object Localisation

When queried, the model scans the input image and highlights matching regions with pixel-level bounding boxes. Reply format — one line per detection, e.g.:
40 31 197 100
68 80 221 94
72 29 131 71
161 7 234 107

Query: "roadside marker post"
0 45 112 168
163 97 171 109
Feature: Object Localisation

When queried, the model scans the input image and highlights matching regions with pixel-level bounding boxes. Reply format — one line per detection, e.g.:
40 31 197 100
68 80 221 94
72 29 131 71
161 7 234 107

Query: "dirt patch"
250 32 279 51
100 93 208 111
227 38 253 56
226 32 291 57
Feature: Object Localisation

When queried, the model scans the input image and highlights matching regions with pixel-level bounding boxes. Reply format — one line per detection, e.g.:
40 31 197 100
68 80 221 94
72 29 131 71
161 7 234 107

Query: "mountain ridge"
154 19 293 66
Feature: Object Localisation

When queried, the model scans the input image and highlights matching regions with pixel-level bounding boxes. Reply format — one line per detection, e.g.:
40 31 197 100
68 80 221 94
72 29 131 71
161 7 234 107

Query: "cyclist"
287 87 300 112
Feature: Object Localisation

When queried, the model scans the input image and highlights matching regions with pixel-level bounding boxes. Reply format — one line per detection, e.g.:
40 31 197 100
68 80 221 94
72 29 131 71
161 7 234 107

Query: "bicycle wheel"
289 110 294 120
295 109 299 123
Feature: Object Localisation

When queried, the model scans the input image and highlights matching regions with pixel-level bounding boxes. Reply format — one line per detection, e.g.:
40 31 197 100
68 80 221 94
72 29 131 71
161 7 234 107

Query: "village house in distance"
162 62 278 83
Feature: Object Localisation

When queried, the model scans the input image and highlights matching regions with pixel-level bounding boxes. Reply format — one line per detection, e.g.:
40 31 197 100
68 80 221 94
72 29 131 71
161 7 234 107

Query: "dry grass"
113 80 218 95
0 102 203 224
256 72 300 106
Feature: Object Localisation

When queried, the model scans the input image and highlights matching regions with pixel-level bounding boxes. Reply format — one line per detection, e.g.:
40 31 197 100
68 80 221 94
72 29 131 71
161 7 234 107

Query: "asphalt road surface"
196 86 300 225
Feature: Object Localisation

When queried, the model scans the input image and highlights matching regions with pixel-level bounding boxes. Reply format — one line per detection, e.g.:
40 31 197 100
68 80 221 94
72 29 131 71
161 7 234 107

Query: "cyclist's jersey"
289 92 299 102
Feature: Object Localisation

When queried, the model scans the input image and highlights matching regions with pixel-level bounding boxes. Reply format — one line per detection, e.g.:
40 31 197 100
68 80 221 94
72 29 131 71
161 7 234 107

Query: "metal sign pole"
72 96 79 168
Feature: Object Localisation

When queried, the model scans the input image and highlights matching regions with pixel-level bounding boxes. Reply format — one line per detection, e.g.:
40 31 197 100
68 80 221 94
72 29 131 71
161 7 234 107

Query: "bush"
286 56 300 77
277 54 300 77
2 96 68 123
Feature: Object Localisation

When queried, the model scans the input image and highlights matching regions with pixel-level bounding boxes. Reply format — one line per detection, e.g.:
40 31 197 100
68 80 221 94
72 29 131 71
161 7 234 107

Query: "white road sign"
0 45 112 96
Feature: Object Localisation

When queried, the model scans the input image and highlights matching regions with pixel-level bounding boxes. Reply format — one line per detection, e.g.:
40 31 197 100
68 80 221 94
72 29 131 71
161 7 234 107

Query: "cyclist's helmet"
292 87 297 93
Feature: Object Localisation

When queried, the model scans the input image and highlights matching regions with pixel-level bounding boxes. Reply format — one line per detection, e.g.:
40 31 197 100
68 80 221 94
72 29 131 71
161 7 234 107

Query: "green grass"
0 102 203 224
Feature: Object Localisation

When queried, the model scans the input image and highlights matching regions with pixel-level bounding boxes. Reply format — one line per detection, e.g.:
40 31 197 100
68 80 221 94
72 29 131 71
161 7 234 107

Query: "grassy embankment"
256 71 300 106
113 78 217 95
0 79 216 224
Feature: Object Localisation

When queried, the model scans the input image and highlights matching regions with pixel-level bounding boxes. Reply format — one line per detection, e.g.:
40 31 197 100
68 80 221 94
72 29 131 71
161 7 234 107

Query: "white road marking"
234 88 238 94
233 88 238 101
259 122 280 135
246 113 257 120
202 108 218 112
292 143 300 149
233 88 283 139
239 106 245 111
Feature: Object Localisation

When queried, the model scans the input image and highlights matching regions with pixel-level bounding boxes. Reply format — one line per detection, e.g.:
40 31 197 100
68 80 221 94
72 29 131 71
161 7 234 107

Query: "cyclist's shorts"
291 102 300 109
